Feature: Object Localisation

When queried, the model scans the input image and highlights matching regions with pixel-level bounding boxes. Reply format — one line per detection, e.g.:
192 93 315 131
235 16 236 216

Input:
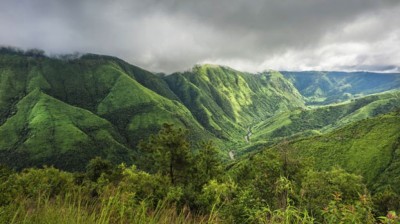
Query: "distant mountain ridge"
282 71 400 105
0 48 399 170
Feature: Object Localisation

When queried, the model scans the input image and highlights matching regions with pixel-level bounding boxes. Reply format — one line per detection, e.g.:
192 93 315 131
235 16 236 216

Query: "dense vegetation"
0 49 214 171
1 49 399 171
251 90 400 144
165 66 304 140
290 110 400 191
1 122 399 223
1 47 400 223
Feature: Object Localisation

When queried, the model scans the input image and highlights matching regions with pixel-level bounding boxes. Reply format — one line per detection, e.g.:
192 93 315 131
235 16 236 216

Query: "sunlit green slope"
291 110 400 192
0 51 213 170
1 48 399 171
165 65 304 140
251 90 400 143
0 89 131 171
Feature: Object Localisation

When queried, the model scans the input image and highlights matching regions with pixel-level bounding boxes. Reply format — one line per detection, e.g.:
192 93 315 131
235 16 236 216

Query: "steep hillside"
282 71 400 105
1 49 399 172
0 89 131 171
251 90 400 144
0 51 213 170
290 110 400 192
165 65 304 140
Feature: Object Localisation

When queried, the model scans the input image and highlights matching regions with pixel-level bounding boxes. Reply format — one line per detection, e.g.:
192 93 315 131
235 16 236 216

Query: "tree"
86 157 113 182
138 123 191 185
372 187 400 216
195 140 222 183
301 167 366 219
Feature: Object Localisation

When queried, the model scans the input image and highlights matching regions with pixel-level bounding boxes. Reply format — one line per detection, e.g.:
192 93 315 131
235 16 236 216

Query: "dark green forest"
1 119 399 223
0 47 400 223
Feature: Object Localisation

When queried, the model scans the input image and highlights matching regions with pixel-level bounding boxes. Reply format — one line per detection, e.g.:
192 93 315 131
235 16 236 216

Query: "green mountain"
0 48 399 172
282 71 400 105
0 51 212 170
251 90 400 144
165 65 304 140
289 110 400 193
0 89 131 171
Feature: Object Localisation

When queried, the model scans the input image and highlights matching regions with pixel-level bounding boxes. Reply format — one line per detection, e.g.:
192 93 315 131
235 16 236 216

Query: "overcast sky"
1 0 399 73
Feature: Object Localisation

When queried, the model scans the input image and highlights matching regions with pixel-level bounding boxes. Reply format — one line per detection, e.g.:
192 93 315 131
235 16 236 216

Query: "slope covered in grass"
290 110 400 192
0 51 214 170
0 89 131 171
165 65 304 140
1 49 399 171
252 90 400 143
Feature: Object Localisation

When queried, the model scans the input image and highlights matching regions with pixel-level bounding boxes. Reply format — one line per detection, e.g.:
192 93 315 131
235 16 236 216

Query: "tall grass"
8 188 219 224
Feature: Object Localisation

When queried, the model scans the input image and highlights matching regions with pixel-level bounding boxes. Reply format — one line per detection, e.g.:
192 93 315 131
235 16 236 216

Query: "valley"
2 0 400 222
0 49 399 170
0 48 400 223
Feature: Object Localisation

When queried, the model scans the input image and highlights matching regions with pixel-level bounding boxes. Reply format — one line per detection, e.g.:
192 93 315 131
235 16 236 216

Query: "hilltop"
0 48 399 171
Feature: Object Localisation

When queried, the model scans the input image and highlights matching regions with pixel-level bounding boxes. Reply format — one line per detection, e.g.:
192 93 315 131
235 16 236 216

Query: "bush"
14 166 75 198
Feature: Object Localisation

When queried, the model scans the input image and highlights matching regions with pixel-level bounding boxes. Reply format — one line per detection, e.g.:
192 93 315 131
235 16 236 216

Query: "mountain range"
0 48 399 172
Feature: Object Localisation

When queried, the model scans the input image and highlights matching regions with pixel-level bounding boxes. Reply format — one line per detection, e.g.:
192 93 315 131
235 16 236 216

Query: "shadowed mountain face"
0 49 399 171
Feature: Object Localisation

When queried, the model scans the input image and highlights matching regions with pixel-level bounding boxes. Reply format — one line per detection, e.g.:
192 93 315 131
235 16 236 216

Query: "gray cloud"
0 0 399 73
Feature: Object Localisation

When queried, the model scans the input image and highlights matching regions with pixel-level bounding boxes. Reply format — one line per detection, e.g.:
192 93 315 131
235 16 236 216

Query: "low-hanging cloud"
0 0 399 73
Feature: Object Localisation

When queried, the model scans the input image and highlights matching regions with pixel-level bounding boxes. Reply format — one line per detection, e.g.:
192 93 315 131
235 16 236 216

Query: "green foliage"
0 52 215 171
0 165 15 206
291 112 400 189
322 192 375 224
0 50 399 223
14 167 75 198
372 188 400 216
0 143 387 224
0 165 220 224
378 211 400 224
197 179 237 213
86 157 113 182
300 167 366 218
0 51 398 171
138 123 192 185
165 66 305 140
252 90 400 143
253 205 315 224
194 141 223 183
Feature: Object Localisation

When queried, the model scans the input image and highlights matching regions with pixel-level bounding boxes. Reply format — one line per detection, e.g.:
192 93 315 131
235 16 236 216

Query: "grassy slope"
1 51 399 172
165 65 304 141
0 89 131 171
0 53 214 170
290 111 400 192
252 90 400 143
95 65 209 146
